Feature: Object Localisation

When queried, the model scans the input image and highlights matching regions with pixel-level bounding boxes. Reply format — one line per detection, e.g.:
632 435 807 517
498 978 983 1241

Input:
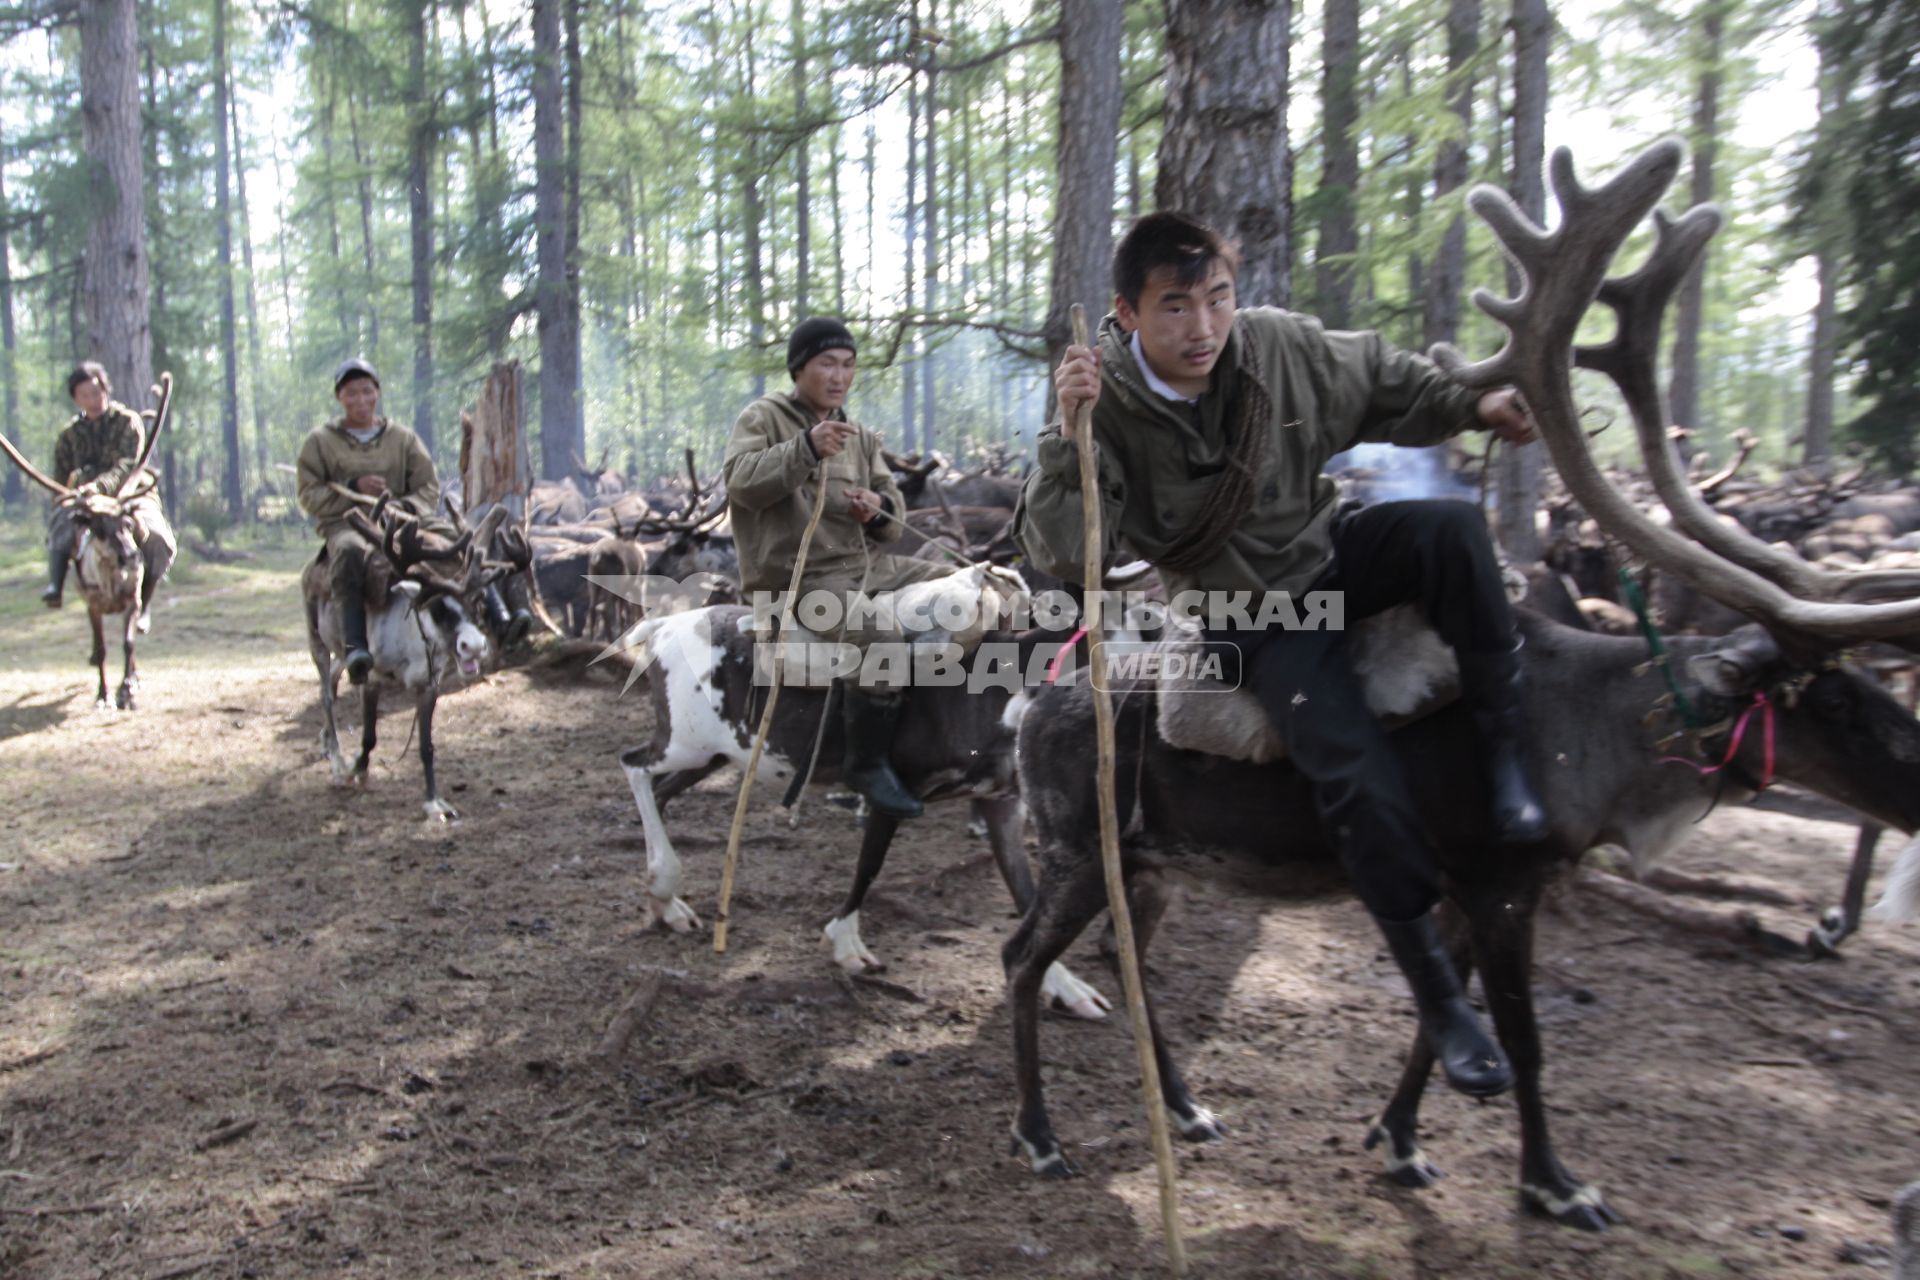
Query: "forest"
0 0 1915 535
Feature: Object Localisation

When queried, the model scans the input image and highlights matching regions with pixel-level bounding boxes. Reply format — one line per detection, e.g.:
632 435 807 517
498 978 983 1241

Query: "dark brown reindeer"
0 373 176 710
1002 141 1920 1230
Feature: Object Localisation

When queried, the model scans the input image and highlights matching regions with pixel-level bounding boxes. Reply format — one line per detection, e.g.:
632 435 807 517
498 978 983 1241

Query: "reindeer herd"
4 143 1919 1251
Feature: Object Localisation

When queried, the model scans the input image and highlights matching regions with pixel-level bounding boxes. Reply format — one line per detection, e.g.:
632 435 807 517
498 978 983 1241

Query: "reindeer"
613 570 1111 1021
303 498 512 820
1001 141 1920 1230
0 374 176 710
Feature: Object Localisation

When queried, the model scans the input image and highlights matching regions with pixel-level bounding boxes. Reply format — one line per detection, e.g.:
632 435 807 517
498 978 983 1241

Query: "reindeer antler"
116 372 173 500
0 429 74 499
1445 139 1920 648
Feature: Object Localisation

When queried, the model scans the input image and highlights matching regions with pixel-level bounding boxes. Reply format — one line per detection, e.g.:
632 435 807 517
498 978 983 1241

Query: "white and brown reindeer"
0 373 177 710
1002 141 1920 1228
613 565 1111 1020
304 497 512 820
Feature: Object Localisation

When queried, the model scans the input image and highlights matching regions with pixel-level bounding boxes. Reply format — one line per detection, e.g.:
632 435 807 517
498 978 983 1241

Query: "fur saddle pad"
767 563 1028 689
1155 604 1460 764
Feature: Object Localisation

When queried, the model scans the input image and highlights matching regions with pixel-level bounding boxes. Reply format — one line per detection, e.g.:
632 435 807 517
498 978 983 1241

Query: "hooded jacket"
1013 307 1482 599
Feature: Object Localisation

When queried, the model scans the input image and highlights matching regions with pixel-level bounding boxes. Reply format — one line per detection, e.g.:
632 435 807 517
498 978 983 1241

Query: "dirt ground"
2 534 1917 1279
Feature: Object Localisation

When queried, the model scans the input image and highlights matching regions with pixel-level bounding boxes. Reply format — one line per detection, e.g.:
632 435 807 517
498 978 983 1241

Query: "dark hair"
1111 212 1241 308
66 361 111 398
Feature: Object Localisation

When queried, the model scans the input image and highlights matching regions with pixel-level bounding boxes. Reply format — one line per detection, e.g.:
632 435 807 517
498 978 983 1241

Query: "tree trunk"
229 65 271 499
1042 0 1123 371
408 0 437 458
901 37 918 452
346 87 381 355
0 113 20 508
1497 0 1549 563
1425 0 1480 348
564 0 584 454
533 0 580 478
1669 0 1723 449
920 18 938 453
212 0 243 519
790 0 810 316
1158 0 1293 307
78 0 153 408
1315 0 1359 328
463 359 526 516
1803 22 1846 472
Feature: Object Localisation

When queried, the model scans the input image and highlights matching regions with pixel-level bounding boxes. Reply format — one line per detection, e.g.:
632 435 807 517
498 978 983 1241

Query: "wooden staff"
712 464 832 954
1070 304 1187 1276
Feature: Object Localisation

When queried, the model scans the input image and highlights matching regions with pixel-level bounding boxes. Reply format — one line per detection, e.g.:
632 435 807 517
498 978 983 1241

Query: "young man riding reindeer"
39 361 176 618
722 317 958 820
1015 214 1546 1099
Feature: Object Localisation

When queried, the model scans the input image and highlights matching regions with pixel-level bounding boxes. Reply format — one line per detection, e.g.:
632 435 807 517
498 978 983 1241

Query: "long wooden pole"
1070 305 1186 1275
712 466 832 954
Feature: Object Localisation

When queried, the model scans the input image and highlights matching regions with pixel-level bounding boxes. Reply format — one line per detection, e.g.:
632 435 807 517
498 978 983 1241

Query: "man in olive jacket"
41 361 176 610
296 358 442 683
1016 213 1545 1100
723 317 954 819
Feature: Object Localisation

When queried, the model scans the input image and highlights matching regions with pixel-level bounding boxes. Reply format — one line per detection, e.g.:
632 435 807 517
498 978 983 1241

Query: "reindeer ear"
393 579 424 603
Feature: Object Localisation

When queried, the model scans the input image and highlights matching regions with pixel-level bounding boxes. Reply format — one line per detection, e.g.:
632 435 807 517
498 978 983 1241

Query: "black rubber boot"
1377 910 1513 1098
841 688 924 820
341 596 374 685
41 547 67 608
1457 641 1549 844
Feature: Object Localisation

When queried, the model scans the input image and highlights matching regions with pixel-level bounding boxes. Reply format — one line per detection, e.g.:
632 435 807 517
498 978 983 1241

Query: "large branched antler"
1436 139 1920 649
115 372 174 500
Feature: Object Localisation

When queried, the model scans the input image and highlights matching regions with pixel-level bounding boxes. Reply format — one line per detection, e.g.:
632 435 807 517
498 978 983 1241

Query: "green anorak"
295 417 441 539
1014 308 1484 599
722 391 914 595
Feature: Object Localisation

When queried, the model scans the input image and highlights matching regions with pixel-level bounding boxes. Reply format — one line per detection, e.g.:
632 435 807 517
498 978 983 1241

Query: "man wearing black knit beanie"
723 317 957 820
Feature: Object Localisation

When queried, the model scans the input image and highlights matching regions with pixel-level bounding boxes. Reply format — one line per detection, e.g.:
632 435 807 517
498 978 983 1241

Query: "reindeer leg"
352 683 381 785
1811 823 1880 957
620 742 720 932
89 607 109 709
822 811 900 973
977 796 1109 1021
1364 902 1470 1189
419 691 456 821
1004 845 1109 1179
115 607 139 710
1114 864 1221 1142
1465 880 1621 1232
310 604 350 781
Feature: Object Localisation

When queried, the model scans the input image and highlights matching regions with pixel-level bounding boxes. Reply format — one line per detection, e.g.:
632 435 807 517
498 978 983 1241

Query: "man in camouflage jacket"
42 361 175 611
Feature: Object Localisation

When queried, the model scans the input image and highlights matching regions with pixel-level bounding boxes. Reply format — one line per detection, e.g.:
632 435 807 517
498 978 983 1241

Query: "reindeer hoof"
647 895 702 933
1365 1122 1442 1188
1010 1132 1078 1180
1521 1181 1620 1231
422 798 458 822
1173 1105 1225 1143
1040 962 1110 1021
115 686 135 711
822 914 882 973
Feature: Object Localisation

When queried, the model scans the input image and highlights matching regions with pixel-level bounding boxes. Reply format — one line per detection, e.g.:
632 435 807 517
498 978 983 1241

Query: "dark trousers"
1207 499 1516 921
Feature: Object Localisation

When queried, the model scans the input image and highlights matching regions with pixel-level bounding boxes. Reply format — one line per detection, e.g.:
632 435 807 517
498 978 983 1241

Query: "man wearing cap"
41 360 176 612
723 317 956 819
296 359 443 683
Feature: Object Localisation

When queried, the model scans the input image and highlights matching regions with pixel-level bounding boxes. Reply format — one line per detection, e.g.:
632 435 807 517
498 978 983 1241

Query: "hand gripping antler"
1434 140 1920 649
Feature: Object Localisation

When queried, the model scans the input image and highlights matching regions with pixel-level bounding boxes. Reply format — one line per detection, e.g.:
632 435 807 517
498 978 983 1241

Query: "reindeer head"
353 499 513 680
1447 142 1920 659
